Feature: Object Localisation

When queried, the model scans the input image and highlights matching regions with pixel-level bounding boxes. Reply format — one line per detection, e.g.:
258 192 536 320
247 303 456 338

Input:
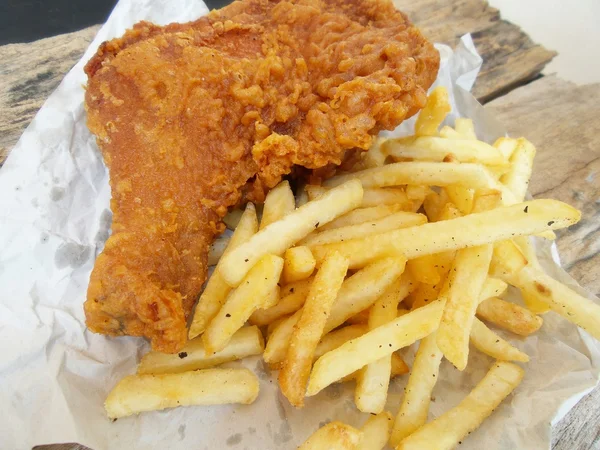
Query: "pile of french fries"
104 87 600 450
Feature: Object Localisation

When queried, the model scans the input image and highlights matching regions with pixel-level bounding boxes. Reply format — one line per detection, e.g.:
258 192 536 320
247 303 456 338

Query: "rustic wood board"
487 75 600 450
0 0 554 166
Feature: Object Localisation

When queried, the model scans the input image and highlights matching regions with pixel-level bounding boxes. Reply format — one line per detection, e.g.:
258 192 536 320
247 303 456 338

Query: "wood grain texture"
487 75 600 450
0 0 555 166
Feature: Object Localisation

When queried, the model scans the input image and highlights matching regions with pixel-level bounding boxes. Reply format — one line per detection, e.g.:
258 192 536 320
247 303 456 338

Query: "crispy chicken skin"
84 0 439 352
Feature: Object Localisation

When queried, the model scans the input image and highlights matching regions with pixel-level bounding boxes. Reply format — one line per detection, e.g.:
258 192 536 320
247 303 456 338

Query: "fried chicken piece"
84 0 439 352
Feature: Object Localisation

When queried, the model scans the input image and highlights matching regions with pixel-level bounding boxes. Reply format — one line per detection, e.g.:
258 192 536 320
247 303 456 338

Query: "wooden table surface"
1 0 598 449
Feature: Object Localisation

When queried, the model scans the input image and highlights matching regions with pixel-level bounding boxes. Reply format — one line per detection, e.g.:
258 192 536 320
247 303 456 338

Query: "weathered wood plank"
0 0 555 166
487 74 600 450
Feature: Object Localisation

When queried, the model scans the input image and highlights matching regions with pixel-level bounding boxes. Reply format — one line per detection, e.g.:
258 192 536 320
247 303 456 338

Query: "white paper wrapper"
0 1 599 449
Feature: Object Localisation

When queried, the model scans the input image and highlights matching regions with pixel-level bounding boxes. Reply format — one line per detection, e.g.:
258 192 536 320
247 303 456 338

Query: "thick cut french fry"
219 180 363 286
260 180 296 229
307 300 444 396
454 118 477 139
263 309 301 365
203 255 283 353
189 203 258 339
298 422 363 450
437 244 493 370
105 368 259 419
250 280 312 326
324 257 407 334
390 332 443 447
362 188 412 208
444 185 474 215
138 326 264 375
489 239 528 278
477 296 543 336
407 254 441 285
319 204 406 231
396 362 524 450
310 199 580 269
208 235 230 266
414 86 451 136
279 252 348 407
470 318 529 362
357 412 394 450
510 265 600 340
501 138 536 203
301 212 426 247
355 278 407 413
282 246 316 283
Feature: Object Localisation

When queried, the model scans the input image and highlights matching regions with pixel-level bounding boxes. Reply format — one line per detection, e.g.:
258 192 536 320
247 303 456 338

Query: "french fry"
355 278 407 413
423 189 449 222
263 309 302 365
341 353 409 383
444 185 474 215
280 252 349 407
310 199 581 269
260 180 296 229
511 236 551 313
208 235 230 266
362 188 412 208
189 203 258 339
138 326 264 375
105 368 259 419
298 421 362 450
323 162 507 192
318 204 406 231
384 136 506 166
489 239 529 278
406 185 430 201
296 185 309 207
346 308 371 325
470 317 529 362
219 180 363 286
407 254 441 285
324 257 407 334
500 138 536 203
362 137 389 168
439 125 463 139
267 315 288 338
396 362 524 450
454 118 477 140
250 279 312 326
510 265 600 340
357 412 394 450
479 277 509 301
407 282 442 311
390 332 443 447
414 86 451 136
203 254 283 353
282 246 316 283
314 324 369 360
476 296 543 336
307 300 444 396
436 244 493 370
301 212 427 247
493 137 519 161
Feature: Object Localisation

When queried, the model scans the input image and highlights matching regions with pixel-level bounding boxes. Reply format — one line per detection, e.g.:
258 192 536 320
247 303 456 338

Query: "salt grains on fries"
106 86 597 450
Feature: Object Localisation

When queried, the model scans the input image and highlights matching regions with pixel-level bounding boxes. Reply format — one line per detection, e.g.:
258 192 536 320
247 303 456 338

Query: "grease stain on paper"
178 424 186 440
54 242 90 269
95 209 113 244
50 187 65 201
226 433 242 446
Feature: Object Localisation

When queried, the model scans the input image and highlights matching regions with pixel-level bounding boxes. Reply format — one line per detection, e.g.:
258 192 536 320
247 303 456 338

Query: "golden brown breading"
84 0 439 352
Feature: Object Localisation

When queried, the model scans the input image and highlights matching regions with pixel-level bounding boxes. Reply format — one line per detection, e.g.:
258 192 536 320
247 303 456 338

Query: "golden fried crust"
84 0 439 352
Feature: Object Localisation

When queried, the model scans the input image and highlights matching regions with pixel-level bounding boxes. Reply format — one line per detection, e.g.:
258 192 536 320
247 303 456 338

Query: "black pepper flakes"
548 220 555 226
178 352 188 359
226 313 231 317
524 206 529 213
